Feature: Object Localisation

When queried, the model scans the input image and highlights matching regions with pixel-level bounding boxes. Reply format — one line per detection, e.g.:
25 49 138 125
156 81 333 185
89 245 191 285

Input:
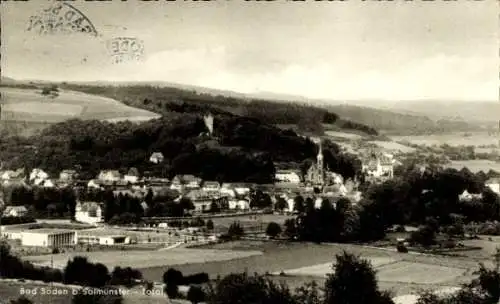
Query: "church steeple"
317 141 324 185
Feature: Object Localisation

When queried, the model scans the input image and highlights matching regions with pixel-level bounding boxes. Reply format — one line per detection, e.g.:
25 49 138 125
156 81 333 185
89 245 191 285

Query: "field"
445 160 500 173
22 248 263 270
324 131 364 140
136 240 481 297
367 140 416 153
280 259 465 284
390 132 498 147
0 87 160 124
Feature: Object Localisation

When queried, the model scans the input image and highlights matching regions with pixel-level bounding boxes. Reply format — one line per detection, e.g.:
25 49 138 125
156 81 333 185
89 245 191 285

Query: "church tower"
317 141 324 185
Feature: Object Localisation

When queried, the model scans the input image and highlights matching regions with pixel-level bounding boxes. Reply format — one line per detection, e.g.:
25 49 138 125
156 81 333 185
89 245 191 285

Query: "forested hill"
0 113 361 183
57 83 379 136
328 104 477 135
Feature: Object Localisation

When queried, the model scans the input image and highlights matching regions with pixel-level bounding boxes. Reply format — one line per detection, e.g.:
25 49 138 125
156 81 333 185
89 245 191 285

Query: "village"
2 138 500 255
0 133 405 251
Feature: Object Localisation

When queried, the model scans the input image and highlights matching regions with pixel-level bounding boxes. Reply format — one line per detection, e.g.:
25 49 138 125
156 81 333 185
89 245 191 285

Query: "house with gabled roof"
275 170 301 184
97 170 121 182
202 181 220 192
124 167 140 184
3 205 28 217
486 177 500 194
75 201 104 224
30 168 49 183
149 152 164 164
170 175 202 191
59 169 78 181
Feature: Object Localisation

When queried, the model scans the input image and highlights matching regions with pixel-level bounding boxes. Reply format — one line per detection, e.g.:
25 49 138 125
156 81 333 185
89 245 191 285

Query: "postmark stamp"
26 2 98 37
105 37 145 64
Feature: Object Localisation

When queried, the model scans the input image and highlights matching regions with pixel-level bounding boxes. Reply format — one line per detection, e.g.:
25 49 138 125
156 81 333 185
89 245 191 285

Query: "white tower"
203 114 214 136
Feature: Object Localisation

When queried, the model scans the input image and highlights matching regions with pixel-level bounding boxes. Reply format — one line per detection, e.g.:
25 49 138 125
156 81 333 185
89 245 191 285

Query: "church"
304 141 344 187
305 141 326 186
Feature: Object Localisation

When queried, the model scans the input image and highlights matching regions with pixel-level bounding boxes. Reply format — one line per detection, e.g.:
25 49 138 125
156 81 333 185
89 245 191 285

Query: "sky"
1 0 498 102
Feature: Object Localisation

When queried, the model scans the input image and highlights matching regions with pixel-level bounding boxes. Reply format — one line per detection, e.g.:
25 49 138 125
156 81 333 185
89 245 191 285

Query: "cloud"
101 48 497 101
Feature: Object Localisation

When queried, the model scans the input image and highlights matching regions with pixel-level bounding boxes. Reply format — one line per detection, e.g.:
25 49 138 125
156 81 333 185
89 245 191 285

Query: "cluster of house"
361 152 398 180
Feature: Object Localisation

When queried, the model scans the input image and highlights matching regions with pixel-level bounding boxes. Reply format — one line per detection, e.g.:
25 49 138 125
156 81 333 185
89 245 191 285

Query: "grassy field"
280 259 465 284
390 132 498 147
324 131 364 140
0 87 160 124
22 248 263 270
136 240 483 297
445 160 500 173
368 140 416 153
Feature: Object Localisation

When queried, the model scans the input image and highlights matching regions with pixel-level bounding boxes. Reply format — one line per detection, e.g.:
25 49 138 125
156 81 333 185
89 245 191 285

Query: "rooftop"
22 228 76 234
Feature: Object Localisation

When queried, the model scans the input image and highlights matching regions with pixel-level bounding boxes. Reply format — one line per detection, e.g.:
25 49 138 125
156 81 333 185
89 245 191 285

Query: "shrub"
187 285 205 304
409 225 436 248
265 222 282 239
396 243 408 253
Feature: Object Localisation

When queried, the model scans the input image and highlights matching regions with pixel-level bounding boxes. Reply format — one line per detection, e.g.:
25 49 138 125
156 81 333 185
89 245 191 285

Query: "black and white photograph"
0 0 498 303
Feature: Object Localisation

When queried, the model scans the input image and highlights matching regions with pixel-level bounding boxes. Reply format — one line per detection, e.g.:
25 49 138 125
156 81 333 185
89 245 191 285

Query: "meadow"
22 248 263 270
390 132 498 147
137 240 482 297
445 160 500 173
0 87 160 124
367 140 416 153
324 130 364 140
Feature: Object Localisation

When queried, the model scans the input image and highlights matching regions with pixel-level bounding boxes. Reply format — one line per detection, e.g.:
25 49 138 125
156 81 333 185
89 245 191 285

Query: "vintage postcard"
0 1 498 304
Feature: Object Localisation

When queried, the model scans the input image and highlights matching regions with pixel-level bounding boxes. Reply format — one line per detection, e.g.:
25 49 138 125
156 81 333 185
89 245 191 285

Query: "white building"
220 187 236 198
75 201 104 224
275 170 301 184
486 178 500 194
149 152 165 164
97 170 121 182
3 205 28 217
202 181 221 192
362 155 395 179
459 190 483 202
30 168 49 185
170 175 202 191
59 169 78 181
233 184 251 196
87 179 103 190
124 167 140 184
229 199 250 210
40 179 55 188
78 234 130 245
21 229 77 247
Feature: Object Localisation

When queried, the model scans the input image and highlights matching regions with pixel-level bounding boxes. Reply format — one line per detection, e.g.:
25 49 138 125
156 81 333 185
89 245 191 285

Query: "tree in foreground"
324 251 394 304
294 281 322 304
266 222 282 239
10 297 33 304
187 285 206 304
163 268 183 298
206 272 298 304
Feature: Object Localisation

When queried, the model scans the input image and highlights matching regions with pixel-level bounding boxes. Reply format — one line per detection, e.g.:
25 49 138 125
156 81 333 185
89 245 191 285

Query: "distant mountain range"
3 76 497 133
